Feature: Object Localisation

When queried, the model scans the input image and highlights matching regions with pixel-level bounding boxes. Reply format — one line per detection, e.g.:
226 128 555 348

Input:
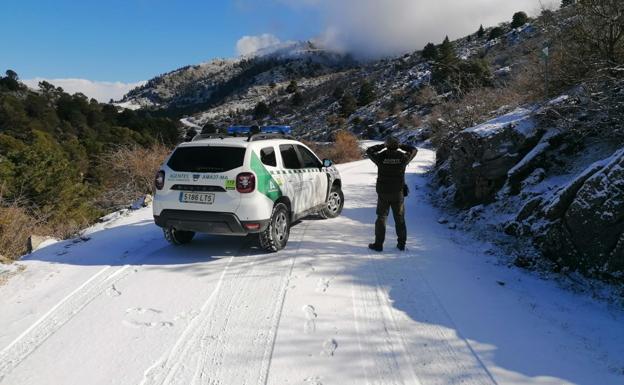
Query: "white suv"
153 129 343 251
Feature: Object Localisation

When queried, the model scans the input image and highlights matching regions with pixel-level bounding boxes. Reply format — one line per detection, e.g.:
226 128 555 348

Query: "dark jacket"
366 144 418 194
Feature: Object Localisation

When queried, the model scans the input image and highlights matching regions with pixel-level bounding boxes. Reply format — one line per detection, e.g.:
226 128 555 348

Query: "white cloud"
236 33 282 56
22 78 146 103
281 0 559 57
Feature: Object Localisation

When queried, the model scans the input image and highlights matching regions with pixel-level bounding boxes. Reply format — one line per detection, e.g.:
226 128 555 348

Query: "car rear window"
260 147 277 167
167 146 245 173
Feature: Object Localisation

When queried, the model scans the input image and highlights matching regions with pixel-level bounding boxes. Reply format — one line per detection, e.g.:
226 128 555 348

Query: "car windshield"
167 146 245 173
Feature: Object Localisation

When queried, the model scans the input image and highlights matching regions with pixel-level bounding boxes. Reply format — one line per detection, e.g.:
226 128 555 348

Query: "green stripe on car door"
250 151 282 202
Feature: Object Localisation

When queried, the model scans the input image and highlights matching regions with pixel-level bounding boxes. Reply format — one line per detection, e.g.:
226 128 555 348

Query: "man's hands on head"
366 144 386 154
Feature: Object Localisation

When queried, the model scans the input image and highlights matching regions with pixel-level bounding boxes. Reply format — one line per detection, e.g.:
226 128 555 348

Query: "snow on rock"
548 95 570 106
520 147 624 275
494 66 511 77
464 107 538 139
442 107 544 206
26 235 60 253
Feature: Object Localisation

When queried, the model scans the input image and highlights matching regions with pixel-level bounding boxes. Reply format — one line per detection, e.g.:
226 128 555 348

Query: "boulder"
528 148 624 277
27 235 58 253
447 107 543 207
130 194 153 210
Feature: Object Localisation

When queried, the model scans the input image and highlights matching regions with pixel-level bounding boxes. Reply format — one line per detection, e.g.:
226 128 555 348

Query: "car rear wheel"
259 203 290 252
320 185 344 219
163 227 195 245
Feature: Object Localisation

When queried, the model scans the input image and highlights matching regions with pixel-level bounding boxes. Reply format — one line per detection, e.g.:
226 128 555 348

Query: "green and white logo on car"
250 151 282 202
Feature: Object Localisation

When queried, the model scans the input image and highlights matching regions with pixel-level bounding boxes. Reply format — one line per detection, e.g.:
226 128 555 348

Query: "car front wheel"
320 185 344 219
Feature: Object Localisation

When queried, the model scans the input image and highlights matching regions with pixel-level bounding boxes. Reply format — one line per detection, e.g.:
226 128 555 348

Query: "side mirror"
322 159 333 168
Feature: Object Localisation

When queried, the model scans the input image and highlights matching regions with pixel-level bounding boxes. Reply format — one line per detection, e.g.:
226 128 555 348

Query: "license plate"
179 192 215 204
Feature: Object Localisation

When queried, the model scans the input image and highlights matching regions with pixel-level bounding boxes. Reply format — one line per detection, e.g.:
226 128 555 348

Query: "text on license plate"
179 192 215 204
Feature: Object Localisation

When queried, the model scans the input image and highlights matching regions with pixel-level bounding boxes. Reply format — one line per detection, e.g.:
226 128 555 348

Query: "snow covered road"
1 149 623 385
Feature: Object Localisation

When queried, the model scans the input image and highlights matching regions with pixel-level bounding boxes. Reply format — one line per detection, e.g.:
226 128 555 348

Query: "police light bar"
227 125 292 135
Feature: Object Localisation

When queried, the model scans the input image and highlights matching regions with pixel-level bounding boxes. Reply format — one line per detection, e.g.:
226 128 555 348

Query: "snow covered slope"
1 150 623 385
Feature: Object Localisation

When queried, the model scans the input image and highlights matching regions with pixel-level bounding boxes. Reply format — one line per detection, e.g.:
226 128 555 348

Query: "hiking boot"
368 243 383 252
397 244 405 251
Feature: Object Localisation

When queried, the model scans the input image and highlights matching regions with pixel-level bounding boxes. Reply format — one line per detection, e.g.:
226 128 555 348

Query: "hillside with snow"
1 151 622 385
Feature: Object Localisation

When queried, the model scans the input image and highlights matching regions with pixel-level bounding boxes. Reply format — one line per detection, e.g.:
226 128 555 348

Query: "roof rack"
248 133 295 142
191 133 226 141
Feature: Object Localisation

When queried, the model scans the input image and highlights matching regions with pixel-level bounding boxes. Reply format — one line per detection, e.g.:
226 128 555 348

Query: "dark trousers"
374 193 406 246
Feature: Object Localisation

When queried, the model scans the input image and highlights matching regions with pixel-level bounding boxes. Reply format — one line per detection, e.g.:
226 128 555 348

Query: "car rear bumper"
154 210 270 235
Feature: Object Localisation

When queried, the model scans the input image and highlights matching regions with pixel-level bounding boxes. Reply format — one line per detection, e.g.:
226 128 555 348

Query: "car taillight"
154 170 165 190
236 172 255 193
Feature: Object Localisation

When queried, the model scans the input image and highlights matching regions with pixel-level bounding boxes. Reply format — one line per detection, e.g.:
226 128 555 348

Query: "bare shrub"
0 189 43 261
411 86 438 106
331 130 363 163
97 143 171 209
538 1 624 93
305 130 363 164
430 87 528 147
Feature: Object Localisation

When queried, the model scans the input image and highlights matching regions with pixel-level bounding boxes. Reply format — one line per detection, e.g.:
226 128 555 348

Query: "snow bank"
464 107 537 138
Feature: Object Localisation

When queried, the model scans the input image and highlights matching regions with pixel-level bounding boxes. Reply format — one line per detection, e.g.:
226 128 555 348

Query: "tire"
320 185 344 219
163 227 195 245
259 203 290 252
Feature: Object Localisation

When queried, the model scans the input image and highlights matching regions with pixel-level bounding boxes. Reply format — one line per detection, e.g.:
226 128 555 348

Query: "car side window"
260 146 277 167
296 145 321 168
279 144 302 169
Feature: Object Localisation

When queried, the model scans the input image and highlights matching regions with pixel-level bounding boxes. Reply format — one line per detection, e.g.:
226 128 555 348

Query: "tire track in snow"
140 224 308 385
352 259 420 385
0 264 135 382
352 253 497 385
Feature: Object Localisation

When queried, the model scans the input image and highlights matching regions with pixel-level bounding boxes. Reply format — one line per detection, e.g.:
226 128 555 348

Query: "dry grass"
0 190 44 261
97 143 171 208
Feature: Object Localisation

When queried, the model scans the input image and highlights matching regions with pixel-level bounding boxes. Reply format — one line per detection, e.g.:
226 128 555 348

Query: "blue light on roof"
227 125 292 135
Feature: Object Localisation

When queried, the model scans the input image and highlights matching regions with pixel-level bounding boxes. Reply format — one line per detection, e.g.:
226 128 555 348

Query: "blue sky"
1 0 321 82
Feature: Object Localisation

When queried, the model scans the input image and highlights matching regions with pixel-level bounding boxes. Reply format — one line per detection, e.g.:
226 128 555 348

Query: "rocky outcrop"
519 148 624 278
27 235 58 253
443 107 543 207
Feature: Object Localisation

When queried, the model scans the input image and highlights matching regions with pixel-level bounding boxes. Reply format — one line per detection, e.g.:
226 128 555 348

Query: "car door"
295 144 327 208
278 144 306 214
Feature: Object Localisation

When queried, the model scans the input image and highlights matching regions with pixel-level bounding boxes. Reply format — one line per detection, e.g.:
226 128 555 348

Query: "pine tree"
422 42 438 60
561 0 575 7
291 91 304 106
253 101 270 119
477 25 485 38
357 80 376 107
488 27 505 41
431 36 460 87
511 11 529 29
332 86 344 100
286 80 298 94
438 36 458 64
5 69 18 81
339 93 357 117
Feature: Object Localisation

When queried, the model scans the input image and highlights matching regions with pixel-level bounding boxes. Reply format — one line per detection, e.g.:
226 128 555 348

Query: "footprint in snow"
126 307 162 314
321 338 338 356
122 320 174 329
106 284 122 297
304 376 323 385
123 307 173 329
302 262 316 277
316 278 331 293
303 305 317 334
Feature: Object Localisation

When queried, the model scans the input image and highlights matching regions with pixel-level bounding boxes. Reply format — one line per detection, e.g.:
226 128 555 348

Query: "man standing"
366 137 418 252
